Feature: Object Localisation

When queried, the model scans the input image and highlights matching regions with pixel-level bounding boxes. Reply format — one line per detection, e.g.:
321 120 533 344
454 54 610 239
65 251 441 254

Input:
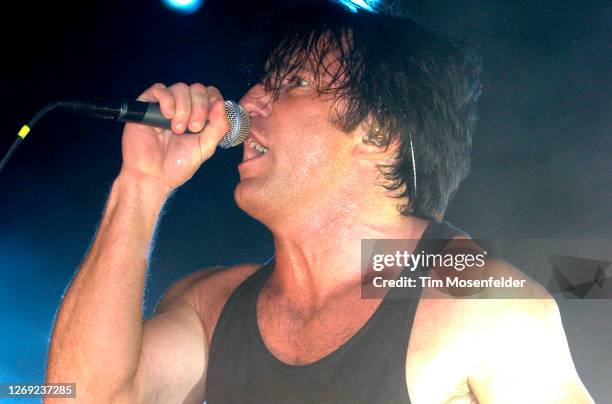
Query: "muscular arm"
45 174 172 401
131 269 212 404
45 81 230 403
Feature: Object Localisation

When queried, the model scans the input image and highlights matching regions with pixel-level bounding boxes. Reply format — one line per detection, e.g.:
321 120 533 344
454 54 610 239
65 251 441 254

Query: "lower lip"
238 151 268 171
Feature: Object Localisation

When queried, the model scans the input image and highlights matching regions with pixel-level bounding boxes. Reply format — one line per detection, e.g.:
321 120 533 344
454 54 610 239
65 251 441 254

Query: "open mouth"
242 136 269 162
246 138 269 154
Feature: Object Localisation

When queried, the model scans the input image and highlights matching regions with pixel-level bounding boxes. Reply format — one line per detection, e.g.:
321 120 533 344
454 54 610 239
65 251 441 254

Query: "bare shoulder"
409 251 593 403
158 262 263 344
424 255 560 347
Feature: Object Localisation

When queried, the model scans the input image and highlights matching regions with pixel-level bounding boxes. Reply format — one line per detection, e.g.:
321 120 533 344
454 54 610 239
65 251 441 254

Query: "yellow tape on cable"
17 125 31 139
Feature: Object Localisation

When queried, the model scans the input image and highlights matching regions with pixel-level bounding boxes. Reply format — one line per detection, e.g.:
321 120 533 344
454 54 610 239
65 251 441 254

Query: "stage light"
337 0 381 13
162 0 204 14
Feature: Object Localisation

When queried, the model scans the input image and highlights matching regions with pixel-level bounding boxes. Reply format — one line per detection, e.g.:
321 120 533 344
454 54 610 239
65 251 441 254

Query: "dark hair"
243 0 482 220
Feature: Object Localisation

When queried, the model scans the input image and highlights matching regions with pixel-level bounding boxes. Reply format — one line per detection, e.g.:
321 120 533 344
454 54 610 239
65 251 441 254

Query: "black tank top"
206 221 467 403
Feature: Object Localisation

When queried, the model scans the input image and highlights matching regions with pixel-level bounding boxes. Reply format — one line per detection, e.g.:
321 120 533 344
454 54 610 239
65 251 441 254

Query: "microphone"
57 98 250 148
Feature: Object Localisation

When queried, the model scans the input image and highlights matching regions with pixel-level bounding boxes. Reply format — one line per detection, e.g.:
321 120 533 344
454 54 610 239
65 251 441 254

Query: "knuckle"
172 82 189 92
207 85 222 97
144 83 167 99
190 82 207 91
150 87 165 97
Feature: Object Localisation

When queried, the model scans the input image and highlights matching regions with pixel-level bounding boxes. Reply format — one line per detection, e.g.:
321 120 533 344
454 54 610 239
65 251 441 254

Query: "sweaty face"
235 56 361 224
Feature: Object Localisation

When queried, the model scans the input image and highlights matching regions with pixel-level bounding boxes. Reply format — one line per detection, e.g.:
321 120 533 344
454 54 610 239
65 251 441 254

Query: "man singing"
46 1 593 402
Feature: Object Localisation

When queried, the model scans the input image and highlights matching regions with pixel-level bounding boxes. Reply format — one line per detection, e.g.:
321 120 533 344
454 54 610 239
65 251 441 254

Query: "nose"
239 83 273 118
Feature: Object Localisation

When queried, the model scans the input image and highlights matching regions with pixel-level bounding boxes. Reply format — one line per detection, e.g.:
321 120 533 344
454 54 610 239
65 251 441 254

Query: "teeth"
247 138 269 154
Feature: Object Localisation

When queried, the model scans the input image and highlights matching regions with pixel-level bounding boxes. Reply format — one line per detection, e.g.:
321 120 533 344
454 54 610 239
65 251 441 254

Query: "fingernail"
191 121 204 132
175 123 185 132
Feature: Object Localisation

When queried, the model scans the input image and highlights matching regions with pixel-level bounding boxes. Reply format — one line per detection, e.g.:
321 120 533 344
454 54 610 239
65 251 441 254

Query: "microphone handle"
58 99 203 134
118 100 193 133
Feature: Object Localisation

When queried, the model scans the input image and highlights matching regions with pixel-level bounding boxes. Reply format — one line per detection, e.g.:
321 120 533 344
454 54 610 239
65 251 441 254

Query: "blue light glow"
337 0 381 13
162 0 204 14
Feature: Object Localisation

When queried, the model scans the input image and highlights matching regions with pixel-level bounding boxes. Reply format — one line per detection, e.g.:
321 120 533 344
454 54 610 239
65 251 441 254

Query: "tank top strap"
383 220 469 301
417 219 469 254
206 258 274 363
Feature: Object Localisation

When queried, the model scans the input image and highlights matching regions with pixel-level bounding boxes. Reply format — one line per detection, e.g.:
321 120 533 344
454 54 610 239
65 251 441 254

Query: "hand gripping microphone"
57 98 251 148
0 98 251 174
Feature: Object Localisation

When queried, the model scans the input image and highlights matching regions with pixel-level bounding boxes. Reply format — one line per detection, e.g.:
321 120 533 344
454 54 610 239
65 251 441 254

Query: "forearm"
45 172 171 400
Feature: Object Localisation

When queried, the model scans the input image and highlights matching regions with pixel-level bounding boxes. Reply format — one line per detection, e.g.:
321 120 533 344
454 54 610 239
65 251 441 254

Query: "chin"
234 179 270 220
235 179 292 228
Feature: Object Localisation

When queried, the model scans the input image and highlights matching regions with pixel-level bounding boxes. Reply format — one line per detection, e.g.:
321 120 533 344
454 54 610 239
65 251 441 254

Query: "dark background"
0 0 610 401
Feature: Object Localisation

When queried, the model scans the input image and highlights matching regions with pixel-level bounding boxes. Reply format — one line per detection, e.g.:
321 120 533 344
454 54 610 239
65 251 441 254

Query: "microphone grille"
218 100 250 148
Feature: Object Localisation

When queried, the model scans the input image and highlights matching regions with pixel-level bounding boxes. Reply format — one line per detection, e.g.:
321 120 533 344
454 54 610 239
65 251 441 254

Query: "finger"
168 82 191 134
137 83 175 120
188 83 210 133
198 85 223 132
206 85 223 104
206 86 225 116
199 99 230 161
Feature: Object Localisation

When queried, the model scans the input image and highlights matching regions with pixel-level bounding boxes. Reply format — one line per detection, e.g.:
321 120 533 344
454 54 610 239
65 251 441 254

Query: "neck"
265 195 429 309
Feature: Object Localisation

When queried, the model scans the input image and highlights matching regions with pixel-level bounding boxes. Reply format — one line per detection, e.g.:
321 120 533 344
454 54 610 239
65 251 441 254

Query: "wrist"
116 168 173 200
111 171 173 223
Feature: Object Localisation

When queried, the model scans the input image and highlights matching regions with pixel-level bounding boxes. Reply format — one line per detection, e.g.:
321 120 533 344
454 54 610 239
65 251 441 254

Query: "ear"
351 119 398 162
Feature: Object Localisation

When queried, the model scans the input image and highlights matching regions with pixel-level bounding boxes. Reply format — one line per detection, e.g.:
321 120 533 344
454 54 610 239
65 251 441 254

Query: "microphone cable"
0 102 61 174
